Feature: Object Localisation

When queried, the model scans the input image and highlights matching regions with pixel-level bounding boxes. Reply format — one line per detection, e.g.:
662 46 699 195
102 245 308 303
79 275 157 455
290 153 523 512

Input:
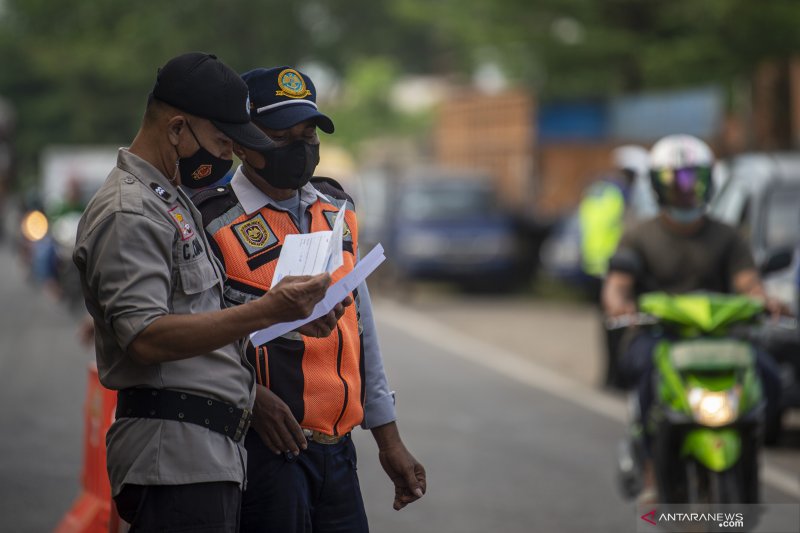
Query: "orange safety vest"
197 181 364 436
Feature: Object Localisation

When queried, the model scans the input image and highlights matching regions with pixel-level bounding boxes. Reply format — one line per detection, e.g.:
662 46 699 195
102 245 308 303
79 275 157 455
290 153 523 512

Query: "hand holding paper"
251 244 385 345
296 293 354 338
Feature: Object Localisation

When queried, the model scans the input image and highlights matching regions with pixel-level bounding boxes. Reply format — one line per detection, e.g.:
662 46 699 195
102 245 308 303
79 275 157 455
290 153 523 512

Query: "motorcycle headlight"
687 388 740 427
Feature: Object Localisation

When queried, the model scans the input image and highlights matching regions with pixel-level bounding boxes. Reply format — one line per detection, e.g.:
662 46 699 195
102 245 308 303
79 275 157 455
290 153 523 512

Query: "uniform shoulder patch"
168 205 196 241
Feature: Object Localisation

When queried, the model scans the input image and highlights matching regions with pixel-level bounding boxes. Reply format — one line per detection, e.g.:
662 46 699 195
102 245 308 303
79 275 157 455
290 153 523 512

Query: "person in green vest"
578 145 650 297
579 145 650 389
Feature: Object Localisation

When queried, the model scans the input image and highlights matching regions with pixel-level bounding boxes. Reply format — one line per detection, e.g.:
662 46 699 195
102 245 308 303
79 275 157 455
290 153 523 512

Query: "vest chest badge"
168 206 195 241
233 213 279 256
323 209 352 242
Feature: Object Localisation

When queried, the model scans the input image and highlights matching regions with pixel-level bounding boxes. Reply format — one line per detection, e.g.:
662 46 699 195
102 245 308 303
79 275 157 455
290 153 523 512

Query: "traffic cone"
54 362 123 533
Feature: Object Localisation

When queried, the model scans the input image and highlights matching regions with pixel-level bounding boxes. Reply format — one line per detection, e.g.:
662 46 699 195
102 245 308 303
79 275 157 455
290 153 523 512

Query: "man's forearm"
733 269 765 299
602 272 636 315
128 273 331 365
371 421 403 450
129 297 279 364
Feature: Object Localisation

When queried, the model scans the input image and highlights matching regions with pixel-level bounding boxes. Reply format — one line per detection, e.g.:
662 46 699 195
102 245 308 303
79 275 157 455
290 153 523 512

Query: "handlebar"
729 317 798 348
604 313 659 331
605 312 799 350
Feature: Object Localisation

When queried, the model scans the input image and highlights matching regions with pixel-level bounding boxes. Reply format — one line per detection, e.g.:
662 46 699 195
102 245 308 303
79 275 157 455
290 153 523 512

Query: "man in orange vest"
195 66 426 532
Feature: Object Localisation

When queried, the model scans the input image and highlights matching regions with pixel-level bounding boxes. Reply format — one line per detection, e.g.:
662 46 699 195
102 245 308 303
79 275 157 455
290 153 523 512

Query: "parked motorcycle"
617 292 767 504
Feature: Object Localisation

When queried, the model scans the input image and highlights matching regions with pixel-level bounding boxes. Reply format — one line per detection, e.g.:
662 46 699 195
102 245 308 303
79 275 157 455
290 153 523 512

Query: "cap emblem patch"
276 68 311 99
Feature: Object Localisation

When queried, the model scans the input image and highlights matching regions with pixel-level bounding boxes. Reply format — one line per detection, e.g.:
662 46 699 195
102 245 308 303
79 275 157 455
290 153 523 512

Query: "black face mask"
177 122 233 189
252 140 320 190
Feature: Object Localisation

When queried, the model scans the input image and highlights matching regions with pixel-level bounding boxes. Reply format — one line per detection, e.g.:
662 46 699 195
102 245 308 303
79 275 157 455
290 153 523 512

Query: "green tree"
2 0 799 183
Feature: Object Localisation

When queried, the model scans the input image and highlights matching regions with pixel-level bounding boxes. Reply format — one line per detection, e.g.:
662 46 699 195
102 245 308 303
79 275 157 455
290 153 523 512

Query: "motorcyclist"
601 134 783 503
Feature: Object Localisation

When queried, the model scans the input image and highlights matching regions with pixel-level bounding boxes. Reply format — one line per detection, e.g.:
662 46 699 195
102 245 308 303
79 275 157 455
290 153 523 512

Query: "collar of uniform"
231 165 327 215
116 148 178 204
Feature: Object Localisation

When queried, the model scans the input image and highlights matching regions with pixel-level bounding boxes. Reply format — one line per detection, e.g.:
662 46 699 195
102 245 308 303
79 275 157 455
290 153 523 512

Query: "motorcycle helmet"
648 134 714 209
612 144 649 184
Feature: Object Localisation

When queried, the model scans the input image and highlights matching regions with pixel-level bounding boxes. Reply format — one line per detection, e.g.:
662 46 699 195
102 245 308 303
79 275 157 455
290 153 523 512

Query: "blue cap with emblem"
242 66 334 134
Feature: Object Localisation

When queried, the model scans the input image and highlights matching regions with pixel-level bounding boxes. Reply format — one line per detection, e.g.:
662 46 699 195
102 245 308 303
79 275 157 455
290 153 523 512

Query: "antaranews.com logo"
640 509 744 530
636 503 799 533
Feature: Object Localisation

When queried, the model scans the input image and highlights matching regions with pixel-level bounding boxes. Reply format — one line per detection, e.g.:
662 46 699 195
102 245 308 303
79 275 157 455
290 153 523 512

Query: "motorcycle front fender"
680 428 741 472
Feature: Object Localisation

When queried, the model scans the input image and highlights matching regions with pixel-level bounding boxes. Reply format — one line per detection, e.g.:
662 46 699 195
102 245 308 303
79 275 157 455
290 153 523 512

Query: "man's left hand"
372 422 426 510
379 444 427 510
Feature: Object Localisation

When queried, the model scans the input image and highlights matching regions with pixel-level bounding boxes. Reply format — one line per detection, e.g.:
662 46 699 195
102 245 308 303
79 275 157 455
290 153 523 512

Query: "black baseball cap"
151 52 271 150
242 67 334 134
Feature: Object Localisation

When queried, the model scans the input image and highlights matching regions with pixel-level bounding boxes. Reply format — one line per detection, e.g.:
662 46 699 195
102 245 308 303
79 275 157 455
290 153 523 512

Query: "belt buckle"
303 429 342 445
234 408 252 442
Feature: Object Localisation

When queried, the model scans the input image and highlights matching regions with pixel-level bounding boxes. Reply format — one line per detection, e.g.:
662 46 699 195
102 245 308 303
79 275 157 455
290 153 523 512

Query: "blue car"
382 171 526 292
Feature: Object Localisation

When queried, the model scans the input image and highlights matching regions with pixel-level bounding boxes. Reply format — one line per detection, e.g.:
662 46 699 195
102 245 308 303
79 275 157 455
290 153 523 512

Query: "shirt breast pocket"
178 256 220 295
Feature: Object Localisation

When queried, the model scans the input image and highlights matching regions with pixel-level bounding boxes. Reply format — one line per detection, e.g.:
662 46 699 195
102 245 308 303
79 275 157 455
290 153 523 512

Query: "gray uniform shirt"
73 149 255 496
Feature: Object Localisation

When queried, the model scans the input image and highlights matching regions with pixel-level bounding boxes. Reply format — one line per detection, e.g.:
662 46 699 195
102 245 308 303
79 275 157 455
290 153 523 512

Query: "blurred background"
1 0 800 531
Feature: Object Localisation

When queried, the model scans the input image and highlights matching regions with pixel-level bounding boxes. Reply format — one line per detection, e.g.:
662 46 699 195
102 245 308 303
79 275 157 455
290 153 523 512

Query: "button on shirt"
73 149 255 496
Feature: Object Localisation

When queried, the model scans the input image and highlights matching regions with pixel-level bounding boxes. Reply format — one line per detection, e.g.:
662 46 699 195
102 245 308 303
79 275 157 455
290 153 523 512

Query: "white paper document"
250 244 386 346
271 203 346 285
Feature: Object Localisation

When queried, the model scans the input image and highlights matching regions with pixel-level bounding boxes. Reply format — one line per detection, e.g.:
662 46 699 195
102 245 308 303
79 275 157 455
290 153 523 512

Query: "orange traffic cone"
54 363 123 533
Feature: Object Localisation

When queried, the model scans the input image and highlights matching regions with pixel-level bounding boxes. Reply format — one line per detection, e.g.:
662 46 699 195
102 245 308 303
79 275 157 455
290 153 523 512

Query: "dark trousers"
240 429 369 533
113 481 241 532
621 331 782 451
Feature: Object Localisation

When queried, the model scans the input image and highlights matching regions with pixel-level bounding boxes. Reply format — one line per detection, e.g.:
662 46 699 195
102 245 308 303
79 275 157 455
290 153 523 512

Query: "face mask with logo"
177 122 233 189
252 140 320 190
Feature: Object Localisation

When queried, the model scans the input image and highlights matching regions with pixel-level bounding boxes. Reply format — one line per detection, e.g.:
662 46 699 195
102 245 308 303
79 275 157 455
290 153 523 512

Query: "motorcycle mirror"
759 247 793 276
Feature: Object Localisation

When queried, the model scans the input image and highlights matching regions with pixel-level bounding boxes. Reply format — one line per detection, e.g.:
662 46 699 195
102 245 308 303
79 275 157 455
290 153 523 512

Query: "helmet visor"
651 166 712 208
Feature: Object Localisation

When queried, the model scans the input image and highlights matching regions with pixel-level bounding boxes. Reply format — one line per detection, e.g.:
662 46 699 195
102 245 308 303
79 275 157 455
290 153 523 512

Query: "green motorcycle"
617 292 766 504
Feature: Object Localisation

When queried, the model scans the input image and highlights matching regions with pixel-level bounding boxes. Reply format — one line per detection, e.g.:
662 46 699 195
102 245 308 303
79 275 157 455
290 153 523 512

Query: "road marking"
376 300 800 500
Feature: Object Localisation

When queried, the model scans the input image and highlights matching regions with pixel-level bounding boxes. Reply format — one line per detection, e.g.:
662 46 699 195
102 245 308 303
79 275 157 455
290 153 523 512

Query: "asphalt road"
0 241 90 532
0 239 797 532
354 310 634 532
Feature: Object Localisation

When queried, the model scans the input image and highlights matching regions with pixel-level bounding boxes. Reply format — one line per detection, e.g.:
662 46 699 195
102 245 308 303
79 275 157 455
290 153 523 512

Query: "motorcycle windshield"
639 292 763 334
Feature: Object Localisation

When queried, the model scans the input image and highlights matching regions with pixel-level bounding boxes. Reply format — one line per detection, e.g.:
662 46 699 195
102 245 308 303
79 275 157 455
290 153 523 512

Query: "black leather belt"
116 388 251 443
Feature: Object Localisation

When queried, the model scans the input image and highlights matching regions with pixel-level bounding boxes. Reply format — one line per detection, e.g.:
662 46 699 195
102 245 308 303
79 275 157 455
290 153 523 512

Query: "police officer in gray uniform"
73 52 341 531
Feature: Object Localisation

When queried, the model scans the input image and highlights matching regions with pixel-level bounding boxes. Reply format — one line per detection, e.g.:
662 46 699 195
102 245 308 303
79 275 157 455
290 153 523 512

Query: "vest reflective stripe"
579 182 625 277
208 198 363 435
